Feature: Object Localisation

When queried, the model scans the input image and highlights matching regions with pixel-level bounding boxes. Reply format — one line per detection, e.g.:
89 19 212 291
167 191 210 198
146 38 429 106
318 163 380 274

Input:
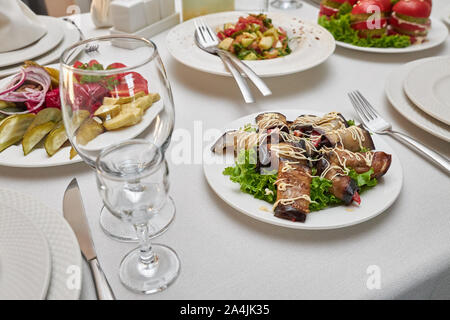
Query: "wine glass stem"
135 223 157 265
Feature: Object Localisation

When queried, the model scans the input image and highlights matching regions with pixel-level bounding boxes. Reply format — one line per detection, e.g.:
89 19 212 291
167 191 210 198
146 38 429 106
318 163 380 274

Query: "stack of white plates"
385 56 450 142
0 16 80 78
0 189 82 300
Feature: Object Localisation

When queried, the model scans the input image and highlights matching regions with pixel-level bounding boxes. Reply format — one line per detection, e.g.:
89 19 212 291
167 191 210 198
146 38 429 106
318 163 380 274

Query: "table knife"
63 178 116 300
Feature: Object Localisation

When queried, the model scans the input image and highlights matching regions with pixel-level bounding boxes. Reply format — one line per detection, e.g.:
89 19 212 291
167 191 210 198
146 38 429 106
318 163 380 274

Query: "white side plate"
385 58 450 142
167 11 336 77
403 56 450 125
203 109 403 230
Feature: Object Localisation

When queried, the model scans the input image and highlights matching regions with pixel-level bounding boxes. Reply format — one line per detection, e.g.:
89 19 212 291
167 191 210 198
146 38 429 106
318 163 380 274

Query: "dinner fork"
195 19 272 98
63 18 99 54
348 90 450 174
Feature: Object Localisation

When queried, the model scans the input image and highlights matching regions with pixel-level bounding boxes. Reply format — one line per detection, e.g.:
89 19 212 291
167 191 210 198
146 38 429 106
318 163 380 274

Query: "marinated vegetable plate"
0 61 162 168
203 110 402 230
318 0 448 53
217 14 291 60
166 11 335 77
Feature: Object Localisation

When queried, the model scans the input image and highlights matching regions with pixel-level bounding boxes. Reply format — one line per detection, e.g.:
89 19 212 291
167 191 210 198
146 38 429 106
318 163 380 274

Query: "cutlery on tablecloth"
62 18 99 54
63 178 116 300
348 90 450 174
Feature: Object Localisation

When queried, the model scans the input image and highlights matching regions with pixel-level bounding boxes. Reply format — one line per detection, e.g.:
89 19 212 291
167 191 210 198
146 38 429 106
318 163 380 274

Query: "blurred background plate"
0 205 51 300
0 189 82 300
0 16 64 68
0 19 80 78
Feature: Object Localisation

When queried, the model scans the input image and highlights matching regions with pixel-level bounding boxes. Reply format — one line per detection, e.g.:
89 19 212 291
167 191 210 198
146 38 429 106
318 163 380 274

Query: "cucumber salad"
216 14 291 60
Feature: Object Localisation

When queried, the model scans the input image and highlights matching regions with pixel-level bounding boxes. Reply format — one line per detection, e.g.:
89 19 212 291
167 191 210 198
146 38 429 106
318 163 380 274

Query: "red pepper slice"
352 192 361 205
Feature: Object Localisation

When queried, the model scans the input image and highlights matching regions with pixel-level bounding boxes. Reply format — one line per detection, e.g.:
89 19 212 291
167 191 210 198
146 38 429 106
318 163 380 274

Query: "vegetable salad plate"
0 16 64 68
0 189 82 300
0 205 52 300
167 11 336 77
334 17 448 54
403 56 450 126
203 109 403 230
385 58 450 142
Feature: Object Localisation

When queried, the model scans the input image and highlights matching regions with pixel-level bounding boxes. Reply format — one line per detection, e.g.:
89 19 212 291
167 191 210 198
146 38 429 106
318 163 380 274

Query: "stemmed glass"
60 35 175 242
96 140 180 293
271 0 303 10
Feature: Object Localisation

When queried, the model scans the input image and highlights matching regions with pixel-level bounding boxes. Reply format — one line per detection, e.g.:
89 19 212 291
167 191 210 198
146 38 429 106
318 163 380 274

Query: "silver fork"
63 18 99 54
195 19 272 98
348 90 450 174
194 20 254 103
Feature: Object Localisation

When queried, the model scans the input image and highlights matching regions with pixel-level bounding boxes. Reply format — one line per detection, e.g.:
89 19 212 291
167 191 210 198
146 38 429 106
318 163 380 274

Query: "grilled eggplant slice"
273 158 312 222
316 157 358 205
255 112 288 132
290 112 348 133
319 125 375 152
327 148 392 179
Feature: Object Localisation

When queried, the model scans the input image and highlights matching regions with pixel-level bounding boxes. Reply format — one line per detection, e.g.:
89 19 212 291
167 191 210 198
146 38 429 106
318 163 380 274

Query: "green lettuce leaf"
318 13 411 48
348 168 377 192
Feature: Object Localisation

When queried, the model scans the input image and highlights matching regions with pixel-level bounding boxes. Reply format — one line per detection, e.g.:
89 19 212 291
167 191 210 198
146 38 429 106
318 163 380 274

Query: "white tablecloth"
1 1 449 300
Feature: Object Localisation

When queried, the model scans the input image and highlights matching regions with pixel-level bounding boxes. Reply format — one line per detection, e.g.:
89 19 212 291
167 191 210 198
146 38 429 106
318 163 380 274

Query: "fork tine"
355 90 379 119
194 19 206 43
199 18 216 43
348 92 369 124
352 90 374 120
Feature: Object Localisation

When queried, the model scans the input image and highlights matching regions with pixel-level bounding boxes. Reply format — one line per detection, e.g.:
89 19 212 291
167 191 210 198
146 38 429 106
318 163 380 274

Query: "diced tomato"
311 131 322 147
293 130 301 137
107 63 127 70
73 60 84 69
224 28 236 37
217 31 225 40
109 72 148 97
352 192 361 205
88 59 101 67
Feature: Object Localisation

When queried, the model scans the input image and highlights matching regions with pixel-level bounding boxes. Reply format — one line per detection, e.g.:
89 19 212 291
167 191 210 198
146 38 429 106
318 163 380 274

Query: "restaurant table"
1 1 449 300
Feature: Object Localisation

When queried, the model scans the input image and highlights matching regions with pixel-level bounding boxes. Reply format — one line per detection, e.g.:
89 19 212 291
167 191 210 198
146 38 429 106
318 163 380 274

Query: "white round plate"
336 18 448 53
0 189 82 300
442 5 450 26
203 109 403 230
0 20 80 78
403 56 450 125
0 16 64 68
0 206 52 300
385 58 450 142
166 11 335 77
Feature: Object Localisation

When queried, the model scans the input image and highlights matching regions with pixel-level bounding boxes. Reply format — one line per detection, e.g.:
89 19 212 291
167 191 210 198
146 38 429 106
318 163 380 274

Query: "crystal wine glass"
60 35 175 241
96 139 180 294
271 0 303 10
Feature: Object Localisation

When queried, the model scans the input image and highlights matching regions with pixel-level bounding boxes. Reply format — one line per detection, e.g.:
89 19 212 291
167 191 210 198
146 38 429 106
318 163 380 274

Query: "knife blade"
63 178 115 300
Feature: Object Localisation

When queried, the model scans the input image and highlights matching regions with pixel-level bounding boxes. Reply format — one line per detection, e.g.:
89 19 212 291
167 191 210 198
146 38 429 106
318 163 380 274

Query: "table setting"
0 0 449 301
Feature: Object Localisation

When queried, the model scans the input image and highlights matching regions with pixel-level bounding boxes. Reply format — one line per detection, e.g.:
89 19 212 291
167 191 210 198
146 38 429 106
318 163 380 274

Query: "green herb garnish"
348 168 377 192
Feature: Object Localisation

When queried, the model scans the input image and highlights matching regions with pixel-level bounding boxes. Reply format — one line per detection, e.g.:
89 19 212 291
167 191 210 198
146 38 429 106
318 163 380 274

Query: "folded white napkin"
0 0 47 53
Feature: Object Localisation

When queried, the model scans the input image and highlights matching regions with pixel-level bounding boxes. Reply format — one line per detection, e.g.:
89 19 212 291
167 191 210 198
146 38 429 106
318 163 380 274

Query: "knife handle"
89 258 116 300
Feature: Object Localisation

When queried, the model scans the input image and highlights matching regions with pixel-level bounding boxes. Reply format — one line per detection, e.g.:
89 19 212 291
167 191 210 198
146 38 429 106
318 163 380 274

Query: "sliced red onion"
0 66 51 115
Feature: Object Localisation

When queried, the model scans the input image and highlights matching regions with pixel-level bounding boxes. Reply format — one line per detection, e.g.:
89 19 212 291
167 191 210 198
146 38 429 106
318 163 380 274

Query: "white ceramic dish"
0 206 52 300
336 18 448 53
403 56 450 125
385 58 450 142
166 11 336 77
0 16 64 68
203 109 403 230
0 189 82 300
0 20 80 79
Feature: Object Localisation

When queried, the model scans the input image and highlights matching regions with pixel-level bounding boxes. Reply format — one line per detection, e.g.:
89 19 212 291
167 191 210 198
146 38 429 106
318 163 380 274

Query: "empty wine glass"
60 35 175 242
271 0 303 10
96 139 180 294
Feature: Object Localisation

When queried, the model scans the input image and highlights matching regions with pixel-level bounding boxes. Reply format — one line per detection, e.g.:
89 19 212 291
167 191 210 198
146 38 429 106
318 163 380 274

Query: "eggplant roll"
326 148 392 179
211 130 265 154
319 125 375 152
316 158 358 205
255 112 289 132
273 158 311 222
290 112 348 133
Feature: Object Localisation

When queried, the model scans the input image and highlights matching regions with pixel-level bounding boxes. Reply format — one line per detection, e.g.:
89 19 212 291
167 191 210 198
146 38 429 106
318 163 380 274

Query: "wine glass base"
100 196 176 242
270 0 303 10
119 243 180 294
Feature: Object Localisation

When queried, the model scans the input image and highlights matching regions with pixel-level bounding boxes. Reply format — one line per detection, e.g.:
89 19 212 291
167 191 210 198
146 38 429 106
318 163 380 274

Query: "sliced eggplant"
273 158 311 222
0 114 35 152
290 112 348 134
255 112 288 132
319 125 375 152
